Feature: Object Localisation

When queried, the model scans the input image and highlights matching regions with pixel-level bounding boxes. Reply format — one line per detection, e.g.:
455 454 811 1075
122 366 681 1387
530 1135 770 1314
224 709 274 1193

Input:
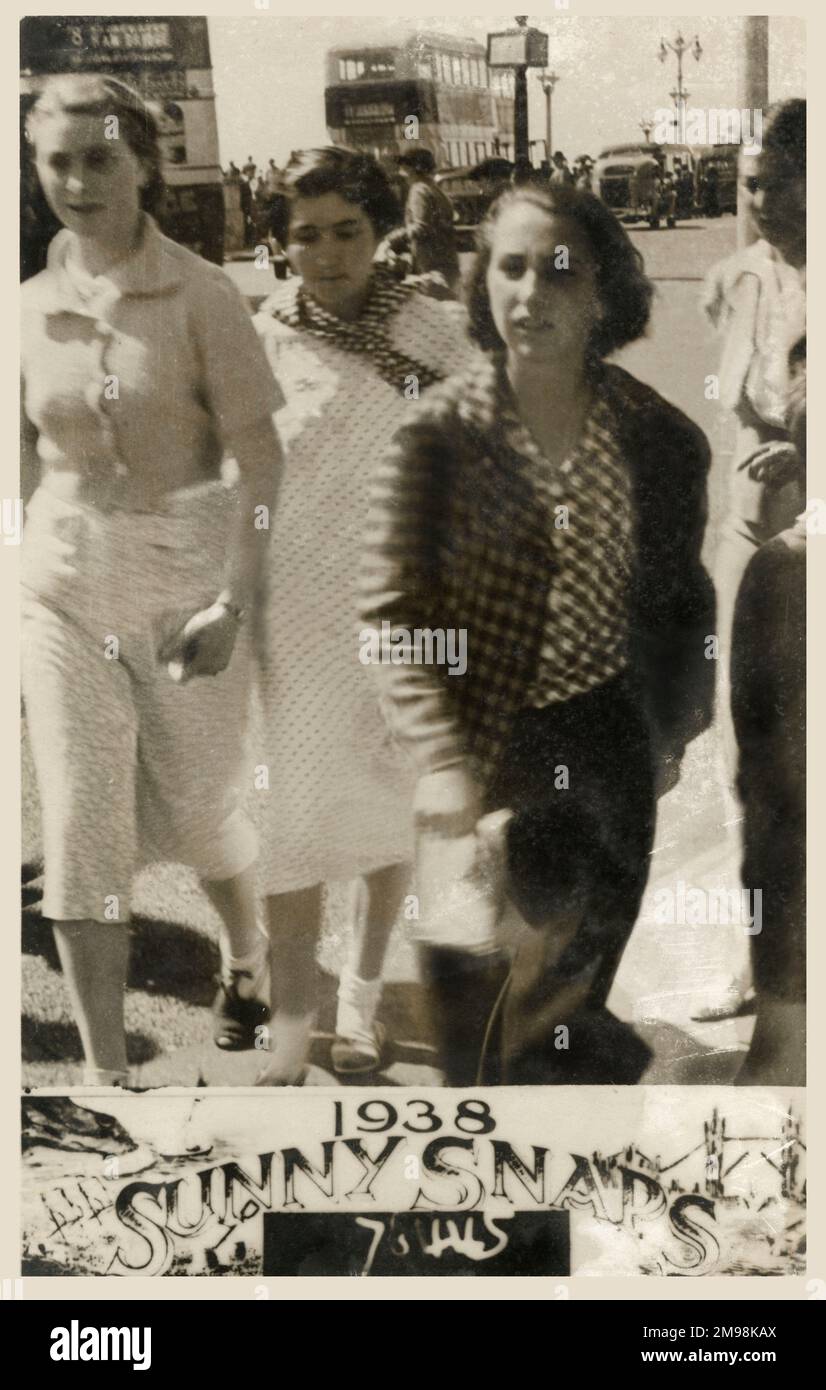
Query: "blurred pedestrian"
396 147 460 292
697 98 805 1021
550 150 574 185
732 338 806 1085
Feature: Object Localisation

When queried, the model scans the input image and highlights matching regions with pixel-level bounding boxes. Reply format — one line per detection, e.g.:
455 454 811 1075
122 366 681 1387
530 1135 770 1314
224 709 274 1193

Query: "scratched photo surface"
22 1088 805 1277
18 8 807 1283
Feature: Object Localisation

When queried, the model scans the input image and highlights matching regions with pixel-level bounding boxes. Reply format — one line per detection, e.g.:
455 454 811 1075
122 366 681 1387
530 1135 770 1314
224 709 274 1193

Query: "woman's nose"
64 170 85 195
517 269 541 304
315 239 340 268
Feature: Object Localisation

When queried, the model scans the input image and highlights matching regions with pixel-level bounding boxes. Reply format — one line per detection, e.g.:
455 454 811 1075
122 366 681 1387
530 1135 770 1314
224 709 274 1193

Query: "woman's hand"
413 763 485 838
742 440 800 491
161 601 242 684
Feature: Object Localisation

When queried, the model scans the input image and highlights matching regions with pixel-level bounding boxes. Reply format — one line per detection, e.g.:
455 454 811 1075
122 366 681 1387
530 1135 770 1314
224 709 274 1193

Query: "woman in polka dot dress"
253 148 479 1083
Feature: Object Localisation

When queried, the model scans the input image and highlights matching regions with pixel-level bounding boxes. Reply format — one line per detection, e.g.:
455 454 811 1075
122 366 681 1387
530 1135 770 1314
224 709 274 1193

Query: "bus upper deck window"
460 58 470 85
451 56 462 85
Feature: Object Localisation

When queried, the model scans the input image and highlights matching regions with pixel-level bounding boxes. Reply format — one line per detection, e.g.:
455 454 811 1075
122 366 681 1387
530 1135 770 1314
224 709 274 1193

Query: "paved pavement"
22 214 754 1089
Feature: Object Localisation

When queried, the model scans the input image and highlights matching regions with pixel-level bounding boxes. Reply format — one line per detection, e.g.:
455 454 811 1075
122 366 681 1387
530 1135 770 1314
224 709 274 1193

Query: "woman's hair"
466 181 654 359
26 74 165 214
786 333 806 464
762 99 806 177
269 146 401 245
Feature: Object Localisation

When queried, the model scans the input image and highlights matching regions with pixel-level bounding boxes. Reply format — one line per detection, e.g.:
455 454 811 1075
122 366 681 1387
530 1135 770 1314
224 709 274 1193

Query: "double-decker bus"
325 31 515 168
20 14 225 277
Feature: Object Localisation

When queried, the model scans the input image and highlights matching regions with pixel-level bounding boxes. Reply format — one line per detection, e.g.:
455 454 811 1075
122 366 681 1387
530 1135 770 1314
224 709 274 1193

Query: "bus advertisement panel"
20 15 225 274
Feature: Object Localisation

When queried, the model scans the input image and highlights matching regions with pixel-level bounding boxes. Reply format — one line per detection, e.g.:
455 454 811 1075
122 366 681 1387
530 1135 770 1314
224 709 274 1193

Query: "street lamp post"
658 31 702 143
537 70 560 166
639 117 653 144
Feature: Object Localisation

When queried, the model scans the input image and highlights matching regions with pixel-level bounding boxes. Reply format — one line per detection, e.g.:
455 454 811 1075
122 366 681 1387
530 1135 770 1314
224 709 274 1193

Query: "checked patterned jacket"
359 355 716 785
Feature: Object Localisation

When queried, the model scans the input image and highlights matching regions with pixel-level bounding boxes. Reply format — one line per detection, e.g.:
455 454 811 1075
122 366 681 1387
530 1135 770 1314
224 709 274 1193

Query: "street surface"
22 214 754 1088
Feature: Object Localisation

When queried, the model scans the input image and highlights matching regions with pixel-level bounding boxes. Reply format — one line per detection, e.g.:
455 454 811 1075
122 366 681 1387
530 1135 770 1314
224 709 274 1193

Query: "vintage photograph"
19 10 805 1104
21 1088 805 1277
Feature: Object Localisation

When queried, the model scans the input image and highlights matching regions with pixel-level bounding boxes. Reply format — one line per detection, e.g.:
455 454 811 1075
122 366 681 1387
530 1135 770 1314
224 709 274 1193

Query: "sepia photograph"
12 3 810 1290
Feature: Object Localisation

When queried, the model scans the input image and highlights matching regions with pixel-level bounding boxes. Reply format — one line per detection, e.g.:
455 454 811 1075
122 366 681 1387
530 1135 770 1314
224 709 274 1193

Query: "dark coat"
360 356 716 783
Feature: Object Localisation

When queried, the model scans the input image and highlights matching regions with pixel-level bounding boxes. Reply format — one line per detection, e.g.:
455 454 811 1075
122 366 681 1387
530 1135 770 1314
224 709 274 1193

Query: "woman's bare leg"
52 920 130 1079
202 862 264 962
256 885 323 1084
350 862 410 981
333 863 409 1072
265 883 324 1014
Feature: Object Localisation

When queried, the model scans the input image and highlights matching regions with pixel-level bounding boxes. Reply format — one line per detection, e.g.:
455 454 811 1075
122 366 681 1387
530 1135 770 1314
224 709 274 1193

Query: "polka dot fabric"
252 284 480 894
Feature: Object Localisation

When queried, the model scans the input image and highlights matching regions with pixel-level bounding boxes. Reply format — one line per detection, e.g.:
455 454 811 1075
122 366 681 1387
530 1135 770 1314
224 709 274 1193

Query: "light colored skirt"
21 481 256 923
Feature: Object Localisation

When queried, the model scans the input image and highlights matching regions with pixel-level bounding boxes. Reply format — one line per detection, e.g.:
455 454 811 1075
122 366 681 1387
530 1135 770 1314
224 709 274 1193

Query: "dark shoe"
503 1004 653 1085
213 972 270 1051
418 945 510 1086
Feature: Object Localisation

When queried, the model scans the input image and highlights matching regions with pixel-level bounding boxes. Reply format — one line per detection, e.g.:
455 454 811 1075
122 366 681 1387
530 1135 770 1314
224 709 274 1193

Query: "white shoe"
332 968 385 1074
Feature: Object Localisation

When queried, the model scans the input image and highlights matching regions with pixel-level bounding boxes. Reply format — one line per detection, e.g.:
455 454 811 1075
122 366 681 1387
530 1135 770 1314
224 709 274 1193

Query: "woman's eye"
743 176 759 195
48 154 70 173
500 257 525 278
86 150 111 171
293 231 319 245
334 228 359 241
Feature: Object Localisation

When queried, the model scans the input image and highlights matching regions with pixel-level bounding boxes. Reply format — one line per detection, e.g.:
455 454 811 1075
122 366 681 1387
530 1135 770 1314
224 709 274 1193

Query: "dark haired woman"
698 98 806 1022
252 147 480 1083
20 76 282 1084
361 182 715 1085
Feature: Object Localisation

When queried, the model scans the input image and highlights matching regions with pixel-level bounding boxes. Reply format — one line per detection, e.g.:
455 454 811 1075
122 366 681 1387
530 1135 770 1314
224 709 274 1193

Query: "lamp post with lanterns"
658 31 702 143
537 70 560 167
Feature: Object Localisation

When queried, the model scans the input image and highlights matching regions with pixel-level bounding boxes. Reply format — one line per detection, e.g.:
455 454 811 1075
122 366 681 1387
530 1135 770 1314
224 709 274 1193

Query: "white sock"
336 967 382 1044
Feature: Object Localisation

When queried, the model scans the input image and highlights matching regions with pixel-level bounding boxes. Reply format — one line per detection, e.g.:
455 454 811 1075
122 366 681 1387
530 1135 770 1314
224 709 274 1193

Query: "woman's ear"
137 158 151 191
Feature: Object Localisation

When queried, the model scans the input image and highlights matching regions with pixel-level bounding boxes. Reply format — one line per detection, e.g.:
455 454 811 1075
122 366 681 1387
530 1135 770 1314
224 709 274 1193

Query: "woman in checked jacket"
360 183 715 1086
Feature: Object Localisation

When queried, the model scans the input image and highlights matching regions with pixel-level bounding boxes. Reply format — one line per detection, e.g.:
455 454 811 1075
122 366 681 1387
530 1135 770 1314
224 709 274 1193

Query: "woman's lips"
513 318 554 333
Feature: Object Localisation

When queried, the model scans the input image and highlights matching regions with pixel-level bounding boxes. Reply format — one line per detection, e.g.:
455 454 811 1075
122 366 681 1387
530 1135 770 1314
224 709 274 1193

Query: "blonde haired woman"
21 76 282 1083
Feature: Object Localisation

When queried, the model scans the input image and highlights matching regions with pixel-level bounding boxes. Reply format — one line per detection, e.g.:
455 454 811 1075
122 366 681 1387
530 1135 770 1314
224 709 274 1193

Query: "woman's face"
34 111 148 246
286 192 379 318
739 147 805 261
485 203 603 368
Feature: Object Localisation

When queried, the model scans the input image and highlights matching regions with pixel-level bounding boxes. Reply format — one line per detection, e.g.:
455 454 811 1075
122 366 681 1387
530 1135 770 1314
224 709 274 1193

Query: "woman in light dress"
252 148 479 1083
21 76 281 1084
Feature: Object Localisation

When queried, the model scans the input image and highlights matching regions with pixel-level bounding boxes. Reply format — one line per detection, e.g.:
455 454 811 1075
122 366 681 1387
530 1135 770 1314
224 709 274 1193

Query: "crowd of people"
20 75 806 1089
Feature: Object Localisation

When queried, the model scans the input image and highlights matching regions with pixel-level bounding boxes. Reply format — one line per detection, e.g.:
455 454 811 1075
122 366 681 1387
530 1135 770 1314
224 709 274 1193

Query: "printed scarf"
264 266 444 394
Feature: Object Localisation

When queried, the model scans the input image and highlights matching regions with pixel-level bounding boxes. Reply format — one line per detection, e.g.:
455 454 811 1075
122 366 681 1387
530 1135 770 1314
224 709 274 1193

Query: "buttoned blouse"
21 215 282 500
494 366 635 706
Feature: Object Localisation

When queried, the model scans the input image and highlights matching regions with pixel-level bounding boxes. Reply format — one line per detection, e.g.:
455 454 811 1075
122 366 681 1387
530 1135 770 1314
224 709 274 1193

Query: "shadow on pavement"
23 869 220 1009
22 1014 157 1067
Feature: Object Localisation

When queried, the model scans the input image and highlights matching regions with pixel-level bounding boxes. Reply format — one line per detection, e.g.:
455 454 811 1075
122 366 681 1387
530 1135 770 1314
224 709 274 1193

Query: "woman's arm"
217 415 282 618
167 272 284 681
627 394 716 763
20 391 40 507
360 406 484 831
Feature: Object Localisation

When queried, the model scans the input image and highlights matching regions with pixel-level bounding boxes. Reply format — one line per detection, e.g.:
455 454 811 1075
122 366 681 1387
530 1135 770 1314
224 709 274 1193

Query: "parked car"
436 157 514 246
